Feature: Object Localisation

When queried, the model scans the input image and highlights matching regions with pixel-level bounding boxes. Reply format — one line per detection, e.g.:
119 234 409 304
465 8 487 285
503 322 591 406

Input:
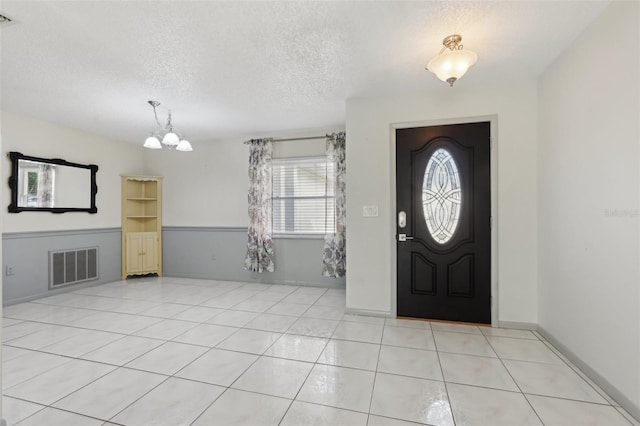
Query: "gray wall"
163 227 345 288
3 228 121 305
2 226 345 305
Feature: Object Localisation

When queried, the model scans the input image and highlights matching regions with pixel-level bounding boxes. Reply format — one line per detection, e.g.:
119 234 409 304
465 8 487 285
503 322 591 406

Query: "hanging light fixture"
143 100 193 152
426 34 477 87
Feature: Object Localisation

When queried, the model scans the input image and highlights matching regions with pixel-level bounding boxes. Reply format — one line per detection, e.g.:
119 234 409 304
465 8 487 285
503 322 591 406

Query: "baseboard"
497 320 538 330
4 278 116 306
162 273 345 289
537 325 640 422
344 307 392 318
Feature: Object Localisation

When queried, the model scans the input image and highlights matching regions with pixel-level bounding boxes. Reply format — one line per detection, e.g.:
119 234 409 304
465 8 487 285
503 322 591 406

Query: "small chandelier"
426 34 477 87
143 100 193 152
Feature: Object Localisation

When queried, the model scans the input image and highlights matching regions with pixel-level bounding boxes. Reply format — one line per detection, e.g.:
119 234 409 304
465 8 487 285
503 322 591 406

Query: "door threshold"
397 316 491 328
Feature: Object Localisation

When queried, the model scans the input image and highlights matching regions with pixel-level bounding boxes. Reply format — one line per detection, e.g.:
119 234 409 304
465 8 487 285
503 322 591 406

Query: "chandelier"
143 100 193 152
426 34 478 87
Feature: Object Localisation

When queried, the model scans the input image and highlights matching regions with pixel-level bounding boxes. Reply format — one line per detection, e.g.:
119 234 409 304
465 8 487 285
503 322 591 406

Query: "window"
422 148 462 244
20 163 56 208
272 157 335 235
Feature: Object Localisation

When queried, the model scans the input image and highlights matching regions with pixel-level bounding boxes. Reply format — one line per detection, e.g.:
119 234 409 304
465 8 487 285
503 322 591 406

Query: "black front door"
396 122 491 324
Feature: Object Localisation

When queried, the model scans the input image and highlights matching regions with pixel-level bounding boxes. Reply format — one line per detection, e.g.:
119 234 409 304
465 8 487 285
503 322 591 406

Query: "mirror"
8 152 98 213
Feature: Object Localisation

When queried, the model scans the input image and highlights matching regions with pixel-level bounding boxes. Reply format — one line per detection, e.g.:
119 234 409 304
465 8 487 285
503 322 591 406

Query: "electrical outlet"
211 254 217 261
6 266 15 276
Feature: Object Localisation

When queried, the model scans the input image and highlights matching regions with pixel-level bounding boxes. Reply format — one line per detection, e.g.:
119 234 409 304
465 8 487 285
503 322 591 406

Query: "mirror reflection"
8 152 98 213
17 159 92 208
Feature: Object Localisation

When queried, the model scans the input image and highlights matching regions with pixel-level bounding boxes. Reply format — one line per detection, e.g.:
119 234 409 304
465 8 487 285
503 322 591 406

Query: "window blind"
272 157 335 234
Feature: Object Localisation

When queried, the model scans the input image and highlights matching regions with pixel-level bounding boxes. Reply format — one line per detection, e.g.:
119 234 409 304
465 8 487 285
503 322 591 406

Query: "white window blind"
272 157 335 235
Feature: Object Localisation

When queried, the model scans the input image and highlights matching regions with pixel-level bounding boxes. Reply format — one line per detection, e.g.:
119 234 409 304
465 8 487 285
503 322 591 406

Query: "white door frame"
389 115 499 326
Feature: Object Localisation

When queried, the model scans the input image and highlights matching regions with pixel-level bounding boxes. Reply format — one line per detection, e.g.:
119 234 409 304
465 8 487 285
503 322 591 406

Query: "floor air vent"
50 247 99 288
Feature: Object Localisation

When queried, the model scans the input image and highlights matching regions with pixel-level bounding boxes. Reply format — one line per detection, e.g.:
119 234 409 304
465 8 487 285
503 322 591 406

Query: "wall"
143 131 346 287
538 0 640 417
0 109 4 425
163 227 342 288
345 82 538 324
2 111 145 232
3 228 121 304
2 111 145 304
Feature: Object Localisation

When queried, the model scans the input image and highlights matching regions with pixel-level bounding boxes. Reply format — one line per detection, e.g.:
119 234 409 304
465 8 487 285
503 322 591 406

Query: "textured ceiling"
1 1 609 145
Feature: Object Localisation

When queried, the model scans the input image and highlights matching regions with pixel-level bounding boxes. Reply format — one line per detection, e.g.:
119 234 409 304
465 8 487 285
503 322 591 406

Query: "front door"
396 122 491 323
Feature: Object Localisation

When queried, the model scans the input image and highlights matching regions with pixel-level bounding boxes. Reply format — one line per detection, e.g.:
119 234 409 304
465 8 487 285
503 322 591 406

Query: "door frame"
389 115 499 326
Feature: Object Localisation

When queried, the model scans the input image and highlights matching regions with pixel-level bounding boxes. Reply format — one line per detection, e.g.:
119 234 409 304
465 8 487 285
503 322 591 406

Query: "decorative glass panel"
422 148 462 244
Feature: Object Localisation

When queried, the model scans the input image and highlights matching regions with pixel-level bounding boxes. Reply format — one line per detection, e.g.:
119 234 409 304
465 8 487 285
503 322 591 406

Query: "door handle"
398 234 414 242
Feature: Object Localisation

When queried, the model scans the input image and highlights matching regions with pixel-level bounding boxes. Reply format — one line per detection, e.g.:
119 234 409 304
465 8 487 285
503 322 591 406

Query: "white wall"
538 0 640 413
143 131 341 227
143 138 248 227
2 111 145 232
345 82 538 324
0 109 4 424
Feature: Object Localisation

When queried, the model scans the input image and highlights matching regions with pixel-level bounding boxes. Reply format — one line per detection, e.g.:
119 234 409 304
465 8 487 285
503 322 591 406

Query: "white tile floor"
2 277 638 426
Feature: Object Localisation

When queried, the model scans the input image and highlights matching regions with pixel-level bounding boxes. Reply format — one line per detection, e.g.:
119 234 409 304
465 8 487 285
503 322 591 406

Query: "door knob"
398 234 414 242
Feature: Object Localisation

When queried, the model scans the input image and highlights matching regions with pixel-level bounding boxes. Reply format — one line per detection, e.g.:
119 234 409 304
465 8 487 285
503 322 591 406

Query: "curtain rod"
244 135 327 144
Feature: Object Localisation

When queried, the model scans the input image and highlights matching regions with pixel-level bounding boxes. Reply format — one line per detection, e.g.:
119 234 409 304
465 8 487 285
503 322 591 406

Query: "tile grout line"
5 279 630 425
432 324 458 426
365 322 385 423
480 329 546 425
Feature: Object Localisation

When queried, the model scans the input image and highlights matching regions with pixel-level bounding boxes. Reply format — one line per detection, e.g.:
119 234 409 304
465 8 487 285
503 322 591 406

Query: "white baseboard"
344 307 392 318
537 325 640 423
497 320 538 330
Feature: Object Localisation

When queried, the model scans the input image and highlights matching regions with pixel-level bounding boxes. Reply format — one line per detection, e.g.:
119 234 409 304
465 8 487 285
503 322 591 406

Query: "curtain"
322 132 346 278
244 138 275 273
37 164 55 208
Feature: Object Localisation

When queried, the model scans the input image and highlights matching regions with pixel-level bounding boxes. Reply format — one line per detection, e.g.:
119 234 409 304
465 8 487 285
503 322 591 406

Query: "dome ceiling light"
426 34 477 87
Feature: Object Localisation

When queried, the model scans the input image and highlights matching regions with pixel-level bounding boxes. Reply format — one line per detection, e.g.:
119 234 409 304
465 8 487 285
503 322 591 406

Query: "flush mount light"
143 100 193 152
426 34 477 87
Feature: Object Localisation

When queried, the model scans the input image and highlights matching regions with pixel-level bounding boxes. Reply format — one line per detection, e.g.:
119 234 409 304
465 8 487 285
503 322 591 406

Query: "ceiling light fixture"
426 34 477 87
143 100 193 152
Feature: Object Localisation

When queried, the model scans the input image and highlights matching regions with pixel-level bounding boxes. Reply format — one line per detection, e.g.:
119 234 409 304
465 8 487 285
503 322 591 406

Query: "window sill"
273 233 325 240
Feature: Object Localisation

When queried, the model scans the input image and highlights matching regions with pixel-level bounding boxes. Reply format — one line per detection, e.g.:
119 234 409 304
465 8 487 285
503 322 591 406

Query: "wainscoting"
162 227 345 288
2 228 122 305
2 226 345 306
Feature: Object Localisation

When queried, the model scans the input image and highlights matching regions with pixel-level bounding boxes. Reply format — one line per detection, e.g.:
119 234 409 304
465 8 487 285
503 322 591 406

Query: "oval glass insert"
422 148 462 244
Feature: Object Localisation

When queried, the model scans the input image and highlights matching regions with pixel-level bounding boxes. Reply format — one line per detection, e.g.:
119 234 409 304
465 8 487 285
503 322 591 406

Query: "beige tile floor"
2 277 638 426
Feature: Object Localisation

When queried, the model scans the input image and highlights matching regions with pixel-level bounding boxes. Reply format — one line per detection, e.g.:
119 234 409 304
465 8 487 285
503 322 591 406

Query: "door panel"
142 233 158 272
396 122 490 324
126 234 143 274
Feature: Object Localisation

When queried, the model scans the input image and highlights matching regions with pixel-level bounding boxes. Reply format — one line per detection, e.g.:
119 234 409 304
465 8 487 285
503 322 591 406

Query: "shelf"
122 175 162 280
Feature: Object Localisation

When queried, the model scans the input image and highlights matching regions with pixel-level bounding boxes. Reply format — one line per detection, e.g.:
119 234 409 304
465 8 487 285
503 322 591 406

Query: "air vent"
50 247 99 288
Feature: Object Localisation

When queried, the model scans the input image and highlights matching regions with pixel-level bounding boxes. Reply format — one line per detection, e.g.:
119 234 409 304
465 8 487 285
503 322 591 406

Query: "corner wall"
1 111 145 304
538 1 640 416
345 82 538 324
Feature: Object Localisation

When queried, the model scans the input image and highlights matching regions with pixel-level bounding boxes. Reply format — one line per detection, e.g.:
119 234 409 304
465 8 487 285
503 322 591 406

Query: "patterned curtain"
322 132 346 278
244 138 275 273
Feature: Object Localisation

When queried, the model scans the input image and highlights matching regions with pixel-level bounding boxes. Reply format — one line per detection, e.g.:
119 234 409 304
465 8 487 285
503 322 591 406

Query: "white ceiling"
1 1 609 145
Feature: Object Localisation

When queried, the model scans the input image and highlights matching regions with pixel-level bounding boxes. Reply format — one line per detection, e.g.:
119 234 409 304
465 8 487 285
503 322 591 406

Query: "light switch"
362 205 379 217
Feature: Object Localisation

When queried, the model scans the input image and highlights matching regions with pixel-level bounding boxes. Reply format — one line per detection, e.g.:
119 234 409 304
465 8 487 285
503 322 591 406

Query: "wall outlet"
6 266 15 276
211 254 217 261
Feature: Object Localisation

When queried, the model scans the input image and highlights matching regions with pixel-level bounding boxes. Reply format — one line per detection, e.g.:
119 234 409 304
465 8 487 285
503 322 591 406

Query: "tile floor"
2 277 638 426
